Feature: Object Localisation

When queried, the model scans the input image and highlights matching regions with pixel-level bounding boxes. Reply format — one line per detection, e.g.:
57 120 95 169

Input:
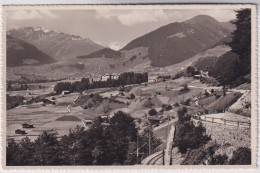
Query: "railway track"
147 152 163 165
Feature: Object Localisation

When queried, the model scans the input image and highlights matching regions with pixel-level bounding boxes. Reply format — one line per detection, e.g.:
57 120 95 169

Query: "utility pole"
167 114 170 136
162 150 165 165
148 128 151 155
137 136 139 164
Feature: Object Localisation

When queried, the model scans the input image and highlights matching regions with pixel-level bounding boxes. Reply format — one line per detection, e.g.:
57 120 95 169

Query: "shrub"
229 147 251 165
181 98 191 106
209 154 228 165
182 142 219 165
174 122 211 154
129 93 135 99
174 102 179 107
162 104 172 111
148 108 157 116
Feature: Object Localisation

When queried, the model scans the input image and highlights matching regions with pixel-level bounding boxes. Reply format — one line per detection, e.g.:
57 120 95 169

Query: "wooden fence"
191 115 251 129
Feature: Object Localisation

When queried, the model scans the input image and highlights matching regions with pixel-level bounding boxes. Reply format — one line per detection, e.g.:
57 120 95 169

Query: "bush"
182 142 219 165
129 93 135 99
177 107 188 122
229 147 251 165
209 154 228 165
174 102 179 107
174 122 211 154
148 108 157 116
162 104 172 111
181 98 191 106
175 107 210 154
6 94 25 110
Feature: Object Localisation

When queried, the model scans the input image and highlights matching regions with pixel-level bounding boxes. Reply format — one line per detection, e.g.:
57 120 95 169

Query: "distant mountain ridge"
78 48 122 59
120 15 233 67
7 35 56 67
77 15 234 68
7 27 104 61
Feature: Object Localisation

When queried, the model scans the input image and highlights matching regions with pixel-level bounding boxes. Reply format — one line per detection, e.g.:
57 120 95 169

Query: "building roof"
148 116 161 121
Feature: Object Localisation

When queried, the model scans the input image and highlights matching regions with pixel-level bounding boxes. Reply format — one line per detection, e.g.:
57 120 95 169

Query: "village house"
22 123 34 128
84 120 92 125
100 73 110 81
148 75 158 83
62 90 70 96
110 73 119 80
148 116 161 126
15 129 26 135
42 98 55 105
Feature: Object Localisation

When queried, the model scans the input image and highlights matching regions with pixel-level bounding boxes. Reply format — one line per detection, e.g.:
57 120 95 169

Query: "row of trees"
6 94 25 110
7 111 160 166
54 72 148 94
7 81 29 91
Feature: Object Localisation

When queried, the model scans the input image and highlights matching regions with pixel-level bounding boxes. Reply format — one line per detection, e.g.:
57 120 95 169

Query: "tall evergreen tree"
228 8 251 74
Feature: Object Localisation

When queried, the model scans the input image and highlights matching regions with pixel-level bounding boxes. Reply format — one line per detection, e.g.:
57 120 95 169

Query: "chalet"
148 116 161 125
194 75 201 79
22 123 34 128
82 120 92 126
42 98 55 105
101 73 110 81
15 129 26 135
111 73 119 80
62 90 70 96
101 115 109 119
148 76 158 83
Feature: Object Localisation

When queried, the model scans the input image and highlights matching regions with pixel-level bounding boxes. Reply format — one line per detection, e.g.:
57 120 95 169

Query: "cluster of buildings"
89 73 120 83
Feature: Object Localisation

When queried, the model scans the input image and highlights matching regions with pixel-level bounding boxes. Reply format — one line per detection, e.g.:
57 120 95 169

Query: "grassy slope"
206 92 243 111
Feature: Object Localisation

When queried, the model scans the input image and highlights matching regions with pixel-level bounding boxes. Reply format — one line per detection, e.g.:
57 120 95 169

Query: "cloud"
95 9 169 26
8 10 58 20
108 42 125 50
166 9 237 22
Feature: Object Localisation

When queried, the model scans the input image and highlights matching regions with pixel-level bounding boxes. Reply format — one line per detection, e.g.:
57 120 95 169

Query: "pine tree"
228 8 251 74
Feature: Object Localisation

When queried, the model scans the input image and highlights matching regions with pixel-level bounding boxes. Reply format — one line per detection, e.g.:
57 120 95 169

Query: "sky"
6 8 239 49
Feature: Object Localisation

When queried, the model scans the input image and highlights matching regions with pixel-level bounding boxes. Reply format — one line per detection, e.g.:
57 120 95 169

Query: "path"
141 151 163 165
165 125 175 165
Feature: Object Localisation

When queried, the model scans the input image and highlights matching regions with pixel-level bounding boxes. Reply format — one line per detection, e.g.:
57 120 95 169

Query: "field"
6 76 250 146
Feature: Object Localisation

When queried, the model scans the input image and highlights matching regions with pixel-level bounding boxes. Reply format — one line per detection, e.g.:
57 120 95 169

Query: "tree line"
54 72 148 94
7 111 160 166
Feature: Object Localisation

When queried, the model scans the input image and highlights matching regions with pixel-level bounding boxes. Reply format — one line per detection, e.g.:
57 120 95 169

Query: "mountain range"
6 15 235 81
7 27 104 61
78 15 233 67
7 35 56 67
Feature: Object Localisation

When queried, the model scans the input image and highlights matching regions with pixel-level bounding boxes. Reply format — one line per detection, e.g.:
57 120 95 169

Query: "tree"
108 111 138 164
177 106 189 123
6 139 22 166
175 107 210 153
228 8 251 75
174 121 210 154
186 66 196 77
60 126 92 165
33 131 63 165
7 81 12 91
